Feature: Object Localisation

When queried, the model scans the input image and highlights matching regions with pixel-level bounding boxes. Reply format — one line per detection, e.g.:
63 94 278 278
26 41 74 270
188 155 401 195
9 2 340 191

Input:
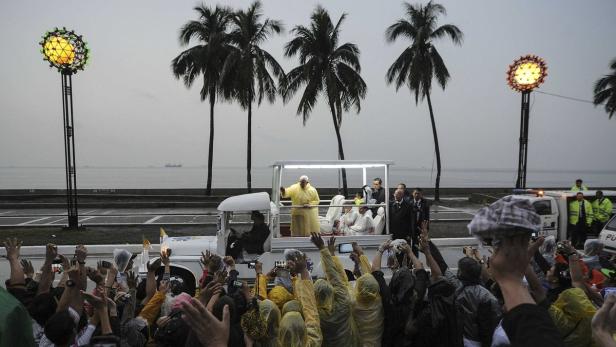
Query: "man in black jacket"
411 188 430 247
389 189 414 242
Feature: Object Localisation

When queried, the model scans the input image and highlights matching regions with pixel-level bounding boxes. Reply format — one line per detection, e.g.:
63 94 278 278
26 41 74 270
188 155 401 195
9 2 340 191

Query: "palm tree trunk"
206 92 215 196
329 104 348 196
247 101 252 193
426 92 441 201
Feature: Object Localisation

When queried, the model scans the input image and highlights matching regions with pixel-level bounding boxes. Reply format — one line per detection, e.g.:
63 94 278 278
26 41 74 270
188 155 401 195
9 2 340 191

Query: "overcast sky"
1 0 615 173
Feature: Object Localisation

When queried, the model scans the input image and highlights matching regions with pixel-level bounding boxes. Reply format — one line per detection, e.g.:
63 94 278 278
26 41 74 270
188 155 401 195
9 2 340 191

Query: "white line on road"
79 216 95 223
144 216 163 224
17 217 53 225
0 211 14 215
44 217 67 225
81 210 97 215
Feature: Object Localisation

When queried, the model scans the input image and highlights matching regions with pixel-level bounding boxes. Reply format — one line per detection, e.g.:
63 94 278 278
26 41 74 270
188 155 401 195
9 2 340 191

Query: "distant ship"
164 163 182 168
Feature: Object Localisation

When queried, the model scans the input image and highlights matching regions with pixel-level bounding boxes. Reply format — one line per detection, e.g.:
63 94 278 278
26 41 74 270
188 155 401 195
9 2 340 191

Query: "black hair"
28 293 57 326
457 258 482 282
44 310 76 346
576 178 583 183
373 178 382 184
397 183 407 189
414 188 423 192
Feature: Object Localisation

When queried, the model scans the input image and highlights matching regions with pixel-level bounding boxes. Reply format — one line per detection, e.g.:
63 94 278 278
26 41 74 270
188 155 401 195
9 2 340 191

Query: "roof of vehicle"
542 190 616 198
217 192 271 212
273 160 394 168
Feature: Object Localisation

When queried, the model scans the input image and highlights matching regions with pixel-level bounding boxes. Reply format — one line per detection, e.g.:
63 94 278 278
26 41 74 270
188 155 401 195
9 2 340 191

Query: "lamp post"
40 28 89 229
506 55 547 189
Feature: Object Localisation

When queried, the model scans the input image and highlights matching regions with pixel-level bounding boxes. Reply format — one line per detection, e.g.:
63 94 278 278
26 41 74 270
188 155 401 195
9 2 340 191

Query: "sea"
1 166 615 190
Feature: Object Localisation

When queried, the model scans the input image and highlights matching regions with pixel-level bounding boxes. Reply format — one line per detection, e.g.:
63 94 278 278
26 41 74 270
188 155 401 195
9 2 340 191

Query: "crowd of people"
1 194 616 347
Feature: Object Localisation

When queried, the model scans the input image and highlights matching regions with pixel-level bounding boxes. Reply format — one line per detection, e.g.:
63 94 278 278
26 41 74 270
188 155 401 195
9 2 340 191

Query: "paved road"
0 203 477 227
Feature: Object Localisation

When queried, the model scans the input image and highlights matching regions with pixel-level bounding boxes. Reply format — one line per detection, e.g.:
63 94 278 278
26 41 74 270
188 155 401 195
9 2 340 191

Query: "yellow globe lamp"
43 36 75 65
40 28 89 74
506 55 547 92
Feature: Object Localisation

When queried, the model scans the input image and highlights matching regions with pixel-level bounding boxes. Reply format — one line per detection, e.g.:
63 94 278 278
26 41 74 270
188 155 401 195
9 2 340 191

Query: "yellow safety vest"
592 198 613 223
570 185 588 192
568 200 593 226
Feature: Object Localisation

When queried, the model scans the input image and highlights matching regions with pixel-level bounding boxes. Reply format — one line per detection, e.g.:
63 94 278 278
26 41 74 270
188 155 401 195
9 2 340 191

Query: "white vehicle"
513 189 616 245
599 215 616 254
137 161 394 283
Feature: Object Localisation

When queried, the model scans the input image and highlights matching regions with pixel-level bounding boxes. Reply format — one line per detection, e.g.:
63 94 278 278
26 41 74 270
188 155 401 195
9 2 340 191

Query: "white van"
513 190 616 244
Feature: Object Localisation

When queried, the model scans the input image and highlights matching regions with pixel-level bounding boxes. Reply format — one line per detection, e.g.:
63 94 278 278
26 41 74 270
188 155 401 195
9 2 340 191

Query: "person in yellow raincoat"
309 233 360 347
278 249 322 347
281 176 320 236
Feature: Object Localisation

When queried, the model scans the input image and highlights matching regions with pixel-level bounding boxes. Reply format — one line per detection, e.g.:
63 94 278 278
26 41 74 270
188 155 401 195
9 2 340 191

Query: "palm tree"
282 6 367 195
385 1 462 201
221 1 285 192
171 5 232 195
593 58 616 119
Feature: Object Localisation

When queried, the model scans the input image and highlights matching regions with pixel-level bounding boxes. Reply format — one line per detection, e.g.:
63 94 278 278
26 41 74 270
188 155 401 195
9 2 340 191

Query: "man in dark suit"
389 189 414 244
411 188 430 240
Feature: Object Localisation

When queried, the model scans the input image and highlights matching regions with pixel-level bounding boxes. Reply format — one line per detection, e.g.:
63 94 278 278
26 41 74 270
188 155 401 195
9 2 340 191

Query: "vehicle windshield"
606 216 616 231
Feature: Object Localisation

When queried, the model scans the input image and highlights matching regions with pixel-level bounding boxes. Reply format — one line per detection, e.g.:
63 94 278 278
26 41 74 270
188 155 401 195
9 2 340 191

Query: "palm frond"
385 20 417 43
430 24 463 45
430 46 450 89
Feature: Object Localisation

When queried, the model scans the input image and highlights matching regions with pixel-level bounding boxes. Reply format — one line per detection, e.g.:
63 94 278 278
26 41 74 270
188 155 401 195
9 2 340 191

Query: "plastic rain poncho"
255 299 281 347
316 248 360 347
282 182 320 236
353 273 384 347
278 278 322 347
283 300 303 318
548 287 597 347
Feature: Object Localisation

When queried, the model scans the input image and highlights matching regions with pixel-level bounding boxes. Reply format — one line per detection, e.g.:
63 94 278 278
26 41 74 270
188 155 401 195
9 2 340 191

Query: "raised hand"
223 256 235 269
254 261 263 274
181 298 230 347
592 294 616 347
160 248 172 266
327 236 336 255
74 245 88 263
126 271 137 290
3 238 22 261
21 259 35 279
66 263 81 282
199 281 223 305
214 270 228 284
378 240 392 253
352 242 363 256
310 232 325 250
96 261 108 276
86 267 104 285
45 243 58 263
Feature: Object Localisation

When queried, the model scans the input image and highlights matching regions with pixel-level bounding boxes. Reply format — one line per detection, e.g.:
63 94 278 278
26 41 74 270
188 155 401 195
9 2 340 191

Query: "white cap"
299 175 309 182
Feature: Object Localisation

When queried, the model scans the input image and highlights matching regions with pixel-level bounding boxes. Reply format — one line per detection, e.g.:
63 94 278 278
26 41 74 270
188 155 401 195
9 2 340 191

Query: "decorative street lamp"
507 54 547 189
40 28 89 229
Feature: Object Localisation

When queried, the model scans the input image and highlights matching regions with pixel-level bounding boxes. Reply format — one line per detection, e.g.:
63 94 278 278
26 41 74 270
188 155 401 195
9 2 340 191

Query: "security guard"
568 192 593 248
592 190 613 233
570 178 588 192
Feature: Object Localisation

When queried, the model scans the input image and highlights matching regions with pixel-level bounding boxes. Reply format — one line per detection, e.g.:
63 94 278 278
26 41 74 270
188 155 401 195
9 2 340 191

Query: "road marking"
79 216 95 223
45 217 67 225
18 217 53 225
0 211 14 215
81 210 97 215
144 216 163 224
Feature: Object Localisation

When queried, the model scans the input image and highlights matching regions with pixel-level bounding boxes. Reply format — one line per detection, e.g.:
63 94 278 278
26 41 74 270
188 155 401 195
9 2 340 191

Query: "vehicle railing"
281 204 386 208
